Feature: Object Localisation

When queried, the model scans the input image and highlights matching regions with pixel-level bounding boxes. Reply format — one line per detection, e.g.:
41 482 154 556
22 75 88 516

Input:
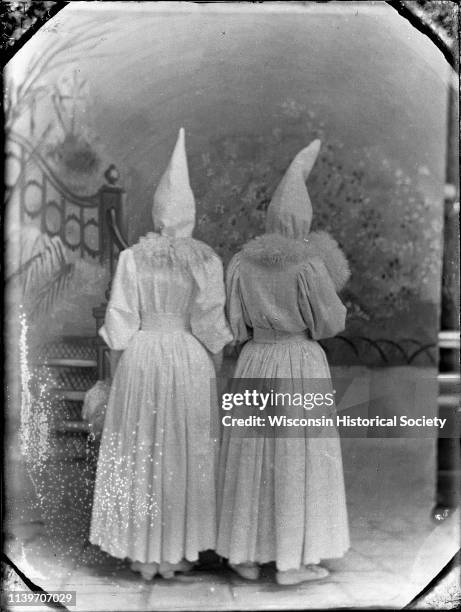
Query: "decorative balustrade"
6 130 129 381
6 131 128 265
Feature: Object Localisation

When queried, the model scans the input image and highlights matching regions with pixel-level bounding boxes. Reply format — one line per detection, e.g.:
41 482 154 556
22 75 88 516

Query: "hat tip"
175 127 186 149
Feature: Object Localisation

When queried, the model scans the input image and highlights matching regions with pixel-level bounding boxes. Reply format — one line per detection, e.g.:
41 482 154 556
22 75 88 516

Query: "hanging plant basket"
47 133 102 194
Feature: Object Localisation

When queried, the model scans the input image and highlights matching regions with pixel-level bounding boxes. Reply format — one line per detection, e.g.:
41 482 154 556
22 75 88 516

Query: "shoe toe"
276 565 329 585
230 563 260 580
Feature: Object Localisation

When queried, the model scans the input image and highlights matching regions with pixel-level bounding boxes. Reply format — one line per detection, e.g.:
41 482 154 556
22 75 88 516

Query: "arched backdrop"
5 1 455 364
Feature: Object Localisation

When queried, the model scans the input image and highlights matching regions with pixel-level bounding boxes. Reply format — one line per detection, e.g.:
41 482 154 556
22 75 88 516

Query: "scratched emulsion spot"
19 308 53 465
19 308 33 458
16 308 100 569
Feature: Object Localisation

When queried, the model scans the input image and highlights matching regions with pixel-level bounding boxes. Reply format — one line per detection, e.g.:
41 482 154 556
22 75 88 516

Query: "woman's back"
91 233 232 568
132 233 216 317
100 233 231 353
226 231 349 344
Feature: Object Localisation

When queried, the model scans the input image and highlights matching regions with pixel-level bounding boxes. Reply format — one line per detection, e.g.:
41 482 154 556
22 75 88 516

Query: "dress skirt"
216 336 350 571
90 328 218 564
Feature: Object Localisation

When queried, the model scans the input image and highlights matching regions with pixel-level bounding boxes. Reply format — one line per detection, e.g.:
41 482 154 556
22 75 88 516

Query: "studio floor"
5 367 460 611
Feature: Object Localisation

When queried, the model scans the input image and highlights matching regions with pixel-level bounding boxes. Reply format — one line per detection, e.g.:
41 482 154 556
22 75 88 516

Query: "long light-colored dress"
216 236 350 572
90 233 232 565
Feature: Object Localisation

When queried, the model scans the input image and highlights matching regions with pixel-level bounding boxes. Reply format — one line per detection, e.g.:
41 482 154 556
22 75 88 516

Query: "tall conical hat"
152 127 195 237
265 139 321 239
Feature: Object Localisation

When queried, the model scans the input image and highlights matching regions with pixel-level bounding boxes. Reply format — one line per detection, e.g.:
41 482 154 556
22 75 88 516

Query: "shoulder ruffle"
242 233 307 267
241 231 350 291
131 232 216 270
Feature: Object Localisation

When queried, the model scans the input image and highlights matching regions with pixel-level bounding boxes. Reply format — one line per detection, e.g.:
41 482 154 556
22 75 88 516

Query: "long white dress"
216 233 350 572
90 233 232 565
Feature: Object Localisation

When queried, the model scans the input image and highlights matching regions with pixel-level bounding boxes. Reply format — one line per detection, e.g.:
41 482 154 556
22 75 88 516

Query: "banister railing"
107 207 129 252
6 130 129 381
92 167 130 379
93 202 131 379
6 130 129 266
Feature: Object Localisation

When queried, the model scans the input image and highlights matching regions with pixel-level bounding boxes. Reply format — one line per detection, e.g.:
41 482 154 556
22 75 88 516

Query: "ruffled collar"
241 231 350 291
132 232 215 269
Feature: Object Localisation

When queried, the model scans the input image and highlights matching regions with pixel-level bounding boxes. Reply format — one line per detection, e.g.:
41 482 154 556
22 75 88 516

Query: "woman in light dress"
217 140 351 585
90 128 232 580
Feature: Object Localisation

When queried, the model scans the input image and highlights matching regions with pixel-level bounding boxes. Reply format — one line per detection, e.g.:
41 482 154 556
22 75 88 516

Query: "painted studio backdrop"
5 1 451 382
4 3 459 609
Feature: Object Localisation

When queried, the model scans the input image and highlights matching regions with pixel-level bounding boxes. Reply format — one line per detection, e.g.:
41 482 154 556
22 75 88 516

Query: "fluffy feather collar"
241 231 350 291
132 232 215 269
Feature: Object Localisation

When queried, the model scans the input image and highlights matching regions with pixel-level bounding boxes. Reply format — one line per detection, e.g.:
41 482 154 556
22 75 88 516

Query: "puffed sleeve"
297 257 347 340
225 253 251 344
190 254 233 354
98 249 140 350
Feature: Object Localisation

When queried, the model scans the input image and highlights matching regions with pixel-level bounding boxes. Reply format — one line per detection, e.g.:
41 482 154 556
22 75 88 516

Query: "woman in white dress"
90 128 232 580
217 140 350 585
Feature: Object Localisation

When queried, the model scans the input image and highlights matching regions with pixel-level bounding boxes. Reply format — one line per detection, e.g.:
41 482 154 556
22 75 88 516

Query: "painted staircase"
38 337 98 454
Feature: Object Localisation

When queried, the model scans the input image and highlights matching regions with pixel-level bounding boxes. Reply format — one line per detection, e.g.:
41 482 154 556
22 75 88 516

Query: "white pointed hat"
152 127 196 237
265 139 321 239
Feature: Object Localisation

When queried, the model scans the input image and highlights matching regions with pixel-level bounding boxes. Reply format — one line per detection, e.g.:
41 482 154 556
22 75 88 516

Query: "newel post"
93 164 127 380
98 164 127 272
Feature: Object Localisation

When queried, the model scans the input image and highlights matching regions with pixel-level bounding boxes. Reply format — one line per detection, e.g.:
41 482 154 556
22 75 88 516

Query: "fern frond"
26 261 74 318
11 234 74 319
23 236 67 297
6 250 44 283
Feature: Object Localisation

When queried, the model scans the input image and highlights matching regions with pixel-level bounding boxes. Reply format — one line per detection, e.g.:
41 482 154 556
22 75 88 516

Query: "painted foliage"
191 99 442 346
5 3 453 365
